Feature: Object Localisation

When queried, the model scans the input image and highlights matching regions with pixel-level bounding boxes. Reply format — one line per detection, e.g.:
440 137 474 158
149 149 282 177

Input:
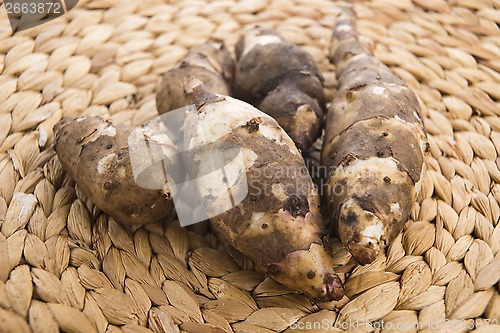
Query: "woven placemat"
0 0 499 332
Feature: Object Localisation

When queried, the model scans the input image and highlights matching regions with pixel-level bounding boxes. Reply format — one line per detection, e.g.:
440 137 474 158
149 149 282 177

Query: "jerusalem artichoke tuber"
156 39 234 114
321 7 429 265
234 27 326 152
54 116 175 225
182 78 344 302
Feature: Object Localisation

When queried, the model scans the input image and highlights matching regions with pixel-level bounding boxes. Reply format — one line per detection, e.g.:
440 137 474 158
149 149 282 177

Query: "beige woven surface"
0 0 499 332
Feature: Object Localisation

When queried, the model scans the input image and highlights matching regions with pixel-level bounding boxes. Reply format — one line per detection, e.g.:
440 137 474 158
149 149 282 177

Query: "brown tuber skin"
234 27 326 152
54 116 174 225
321 7 429 265
156 39 235 114
182 78 344 302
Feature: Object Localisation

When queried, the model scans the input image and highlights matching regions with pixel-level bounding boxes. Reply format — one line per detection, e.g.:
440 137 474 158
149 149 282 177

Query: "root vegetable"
54 116 174 225
321 7 429 265
182 78 344 302
156 39 234 114
234 27 326 152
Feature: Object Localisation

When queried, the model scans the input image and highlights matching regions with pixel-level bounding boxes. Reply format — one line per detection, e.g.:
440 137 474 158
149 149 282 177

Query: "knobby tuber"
156 39 234 114
182 78 344 302
234 27 326 152
54 116 174 225
321 7 429 265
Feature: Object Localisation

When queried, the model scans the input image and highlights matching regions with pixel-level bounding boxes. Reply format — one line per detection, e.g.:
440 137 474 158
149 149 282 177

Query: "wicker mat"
0 0 499 332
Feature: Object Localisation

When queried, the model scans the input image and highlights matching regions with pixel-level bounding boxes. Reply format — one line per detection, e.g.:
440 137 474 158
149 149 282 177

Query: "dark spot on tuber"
342 154 356 166
261 223 269 230
355 196 375 212
383 176 391 183
106 144 113 149
266 263 281 276
346 90 355 101
344 212 358 225
124 203 141 217
243 118 260 133
382 132 389 137
307 271 316 279
284 195 310 218
103 181 113 190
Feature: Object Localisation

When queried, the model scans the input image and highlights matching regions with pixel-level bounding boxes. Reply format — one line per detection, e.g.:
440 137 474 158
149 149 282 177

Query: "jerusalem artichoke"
321 8 429 265
54 116 174 225
182 78 344 302
234 27 326 152
156 39 234 114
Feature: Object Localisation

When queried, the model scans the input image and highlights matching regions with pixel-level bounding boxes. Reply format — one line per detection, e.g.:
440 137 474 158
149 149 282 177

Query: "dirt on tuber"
182 78 344 302
321 7 429 265
234 27 326 152
54 116 175 225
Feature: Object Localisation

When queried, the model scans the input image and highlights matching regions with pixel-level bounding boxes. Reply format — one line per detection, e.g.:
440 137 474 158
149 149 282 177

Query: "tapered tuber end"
266 243 344 302
323 273 344 302
278 103 322 152
183 77 221 108
348 241 380 266
337 200 385 265
257 71 325 151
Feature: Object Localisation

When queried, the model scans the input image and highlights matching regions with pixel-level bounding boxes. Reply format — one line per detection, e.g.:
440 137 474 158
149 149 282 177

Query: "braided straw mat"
1 0 500 332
